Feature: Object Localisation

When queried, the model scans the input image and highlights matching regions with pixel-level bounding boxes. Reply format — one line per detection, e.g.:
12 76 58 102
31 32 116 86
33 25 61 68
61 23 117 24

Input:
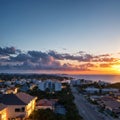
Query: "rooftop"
16 92 36 104
36 99 55 106
0 103 7 111
0 92 36 105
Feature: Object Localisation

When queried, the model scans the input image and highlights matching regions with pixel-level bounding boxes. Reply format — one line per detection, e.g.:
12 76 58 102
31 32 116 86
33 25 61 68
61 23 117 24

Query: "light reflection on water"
65 75 120 83
0 70 120 83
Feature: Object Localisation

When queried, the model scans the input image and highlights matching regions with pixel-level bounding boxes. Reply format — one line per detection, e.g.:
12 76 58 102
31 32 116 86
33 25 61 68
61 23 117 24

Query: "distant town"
0 73 120 120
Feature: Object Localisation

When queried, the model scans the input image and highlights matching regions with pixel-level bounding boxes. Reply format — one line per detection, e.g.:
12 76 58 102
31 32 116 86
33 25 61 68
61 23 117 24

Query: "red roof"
37 99 55 106
16 92 36 104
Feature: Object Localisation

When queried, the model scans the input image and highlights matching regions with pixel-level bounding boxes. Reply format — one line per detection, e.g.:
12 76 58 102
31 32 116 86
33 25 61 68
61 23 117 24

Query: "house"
0 103 7 120
29 83 36 90
0 82 4 87
38 80 62 92
36 99 56 110
97 80 109 86
98 96 120 117
20 84 29 92
90 95 101 102
114 92 120 99
101 88 119 94
71 79 93 86
5 87 18 94
54 103 66 115
0 88 6 94
0 92 37 120
15 79 26 86
4 81 12 86
85 87 99 94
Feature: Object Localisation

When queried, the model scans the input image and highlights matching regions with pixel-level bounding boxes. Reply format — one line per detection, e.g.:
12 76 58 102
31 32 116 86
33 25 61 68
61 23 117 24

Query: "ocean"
62 74 120 83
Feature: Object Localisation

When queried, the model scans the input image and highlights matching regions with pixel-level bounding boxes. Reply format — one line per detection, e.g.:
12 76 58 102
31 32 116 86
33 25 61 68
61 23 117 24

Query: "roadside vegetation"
29 83 83 120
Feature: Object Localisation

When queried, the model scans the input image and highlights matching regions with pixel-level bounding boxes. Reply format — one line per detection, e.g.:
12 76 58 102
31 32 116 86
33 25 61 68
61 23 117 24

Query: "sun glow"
112 65 120 72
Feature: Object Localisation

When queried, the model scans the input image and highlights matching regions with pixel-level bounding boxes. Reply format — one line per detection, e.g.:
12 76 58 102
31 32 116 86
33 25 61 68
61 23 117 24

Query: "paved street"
71 86 104 120
71 86 120 120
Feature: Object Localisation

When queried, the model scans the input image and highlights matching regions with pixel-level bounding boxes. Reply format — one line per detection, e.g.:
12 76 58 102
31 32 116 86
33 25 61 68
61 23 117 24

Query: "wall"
7 105 26 119
0 108 8 120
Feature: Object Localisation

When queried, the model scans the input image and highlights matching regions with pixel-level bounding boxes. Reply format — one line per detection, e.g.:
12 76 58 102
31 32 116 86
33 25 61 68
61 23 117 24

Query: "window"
15 108 20 112
15 107 25 112
8 118 15 120
21 107 25 112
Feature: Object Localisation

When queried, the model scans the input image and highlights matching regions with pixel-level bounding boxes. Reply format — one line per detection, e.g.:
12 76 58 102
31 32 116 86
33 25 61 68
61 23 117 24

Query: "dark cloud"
99 63 110 68
78 51 86 55
99 63 114 68
0 47 119 72
79 63 96 71
0 47 16 55
10 54 31 62
92 54 117 62
48 50 93 62
28 51 47 58
48 50 64 60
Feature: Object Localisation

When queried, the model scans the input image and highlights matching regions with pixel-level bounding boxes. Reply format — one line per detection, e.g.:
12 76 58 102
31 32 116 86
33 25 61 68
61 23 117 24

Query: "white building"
85 87 99 94
38 80 62 92
71 79 93 86
102 88 119 93
98 80 109 86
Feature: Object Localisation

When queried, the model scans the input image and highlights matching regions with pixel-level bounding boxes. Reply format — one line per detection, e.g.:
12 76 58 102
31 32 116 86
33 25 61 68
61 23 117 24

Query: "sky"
0 0 120 74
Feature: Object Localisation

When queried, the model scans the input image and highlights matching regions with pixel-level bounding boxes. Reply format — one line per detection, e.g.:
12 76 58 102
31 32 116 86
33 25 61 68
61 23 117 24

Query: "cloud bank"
0 47 119 73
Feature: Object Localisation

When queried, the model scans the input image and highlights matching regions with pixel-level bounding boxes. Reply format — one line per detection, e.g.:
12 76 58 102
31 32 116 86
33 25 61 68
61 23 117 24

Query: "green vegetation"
29 83 83 120
29 109 61 120
106 82 120 89
0 73 70 81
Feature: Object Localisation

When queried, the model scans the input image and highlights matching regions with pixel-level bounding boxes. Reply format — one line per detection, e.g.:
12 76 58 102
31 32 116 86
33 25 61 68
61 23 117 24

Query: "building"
85 87 99 94
90 95 101 102
71 79 93 86
54 103 66 115
0 92 37 120
36 99 56 110
38 80 62 92
5 87 18 94
114 92 120 99
98 96 120 117
0 104 7 120
98 80 109 86
102 88 119 94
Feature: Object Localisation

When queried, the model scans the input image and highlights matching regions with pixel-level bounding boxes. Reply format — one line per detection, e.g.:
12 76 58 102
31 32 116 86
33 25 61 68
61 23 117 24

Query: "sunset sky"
0 0 120 74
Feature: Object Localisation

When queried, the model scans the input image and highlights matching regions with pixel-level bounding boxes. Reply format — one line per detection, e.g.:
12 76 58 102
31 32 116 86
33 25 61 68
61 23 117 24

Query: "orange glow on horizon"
36 69 120 75
60 70 120 75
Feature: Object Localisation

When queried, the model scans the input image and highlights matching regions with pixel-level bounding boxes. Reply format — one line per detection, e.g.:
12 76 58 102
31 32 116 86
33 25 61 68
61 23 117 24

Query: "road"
71 86 104 120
